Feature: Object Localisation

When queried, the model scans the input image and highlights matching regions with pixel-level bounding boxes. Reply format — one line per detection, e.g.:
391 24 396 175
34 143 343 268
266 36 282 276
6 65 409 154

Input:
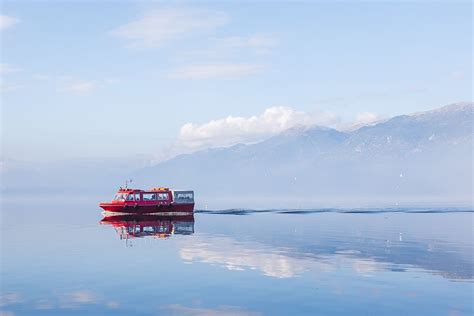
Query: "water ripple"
196 207 473 215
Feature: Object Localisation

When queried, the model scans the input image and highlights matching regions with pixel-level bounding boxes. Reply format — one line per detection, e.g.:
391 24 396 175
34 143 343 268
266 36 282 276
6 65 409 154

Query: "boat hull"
99 202 194 214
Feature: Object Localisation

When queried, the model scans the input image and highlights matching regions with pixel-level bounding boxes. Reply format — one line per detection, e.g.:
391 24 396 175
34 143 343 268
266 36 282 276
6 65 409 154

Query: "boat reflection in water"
100 214 194 241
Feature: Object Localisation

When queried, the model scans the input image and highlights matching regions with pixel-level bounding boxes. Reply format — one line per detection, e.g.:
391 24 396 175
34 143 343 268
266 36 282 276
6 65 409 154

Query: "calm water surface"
1 199 473 315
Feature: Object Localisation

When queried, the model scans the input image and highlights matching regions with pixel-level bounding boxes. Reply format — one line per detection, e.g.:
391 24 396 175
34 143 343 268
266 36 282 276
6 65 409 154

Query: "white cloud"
163 304 262 316
178 234 389 280
0 290 118 312
57 291 102 308
0 292 24 307
67 291 99 304
354 112 380 126
176 106 340 149
0 64 21 75
31 75 117 94
170 63 264 80
60 81 96 95
0 15 19 31
179 235 326 278
161 304 262 316
111 8 229 48
174 34 278 61
339 111 383 131
58 290 118 309
105 301 120 309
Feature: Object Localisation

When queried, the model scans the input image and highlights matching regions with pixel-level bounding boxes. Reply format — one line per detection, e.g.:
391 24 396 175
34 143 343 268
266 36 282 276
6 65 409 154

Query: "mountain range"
135 102 473 208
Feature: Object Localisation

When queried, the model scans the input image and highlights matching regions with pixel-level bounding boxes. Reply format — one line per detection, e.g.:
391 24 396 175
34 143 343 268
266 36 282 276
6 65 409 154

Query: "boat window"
134 193 141 201
127 194 134 201
173 191 194 203
114 193 126 201
143 193 156 201
157 193 169 200
176 192 193 200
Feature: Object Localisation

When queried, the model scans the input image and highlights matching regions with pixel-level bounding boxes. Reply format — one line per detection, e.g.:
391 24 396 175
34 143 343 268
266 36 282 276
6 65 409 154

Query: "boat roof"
117 187 171 193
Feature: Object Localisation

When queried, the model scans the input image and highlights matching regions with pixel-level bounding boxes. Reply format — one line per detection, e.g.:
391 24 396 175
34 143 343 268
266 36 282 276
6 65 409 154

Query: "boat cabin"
112 188 174 206
100 187 195 213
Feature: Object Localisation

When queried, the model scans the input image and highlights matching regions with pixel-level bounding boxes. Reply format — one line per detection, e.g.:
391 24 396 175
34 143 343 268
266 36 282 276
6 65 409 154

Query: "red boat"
99 187 194 214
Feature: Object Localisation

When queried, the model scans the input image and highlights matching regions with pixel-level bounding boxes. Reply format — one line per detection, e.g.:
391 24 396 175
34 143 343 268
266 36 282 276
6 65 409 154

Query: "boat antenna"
125 179 132 189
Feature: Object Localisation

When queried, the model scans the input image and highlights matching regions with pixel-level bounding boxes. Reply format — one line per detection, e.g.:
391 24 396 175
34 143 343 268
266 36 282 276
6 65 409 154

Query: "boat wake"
195 207 473 215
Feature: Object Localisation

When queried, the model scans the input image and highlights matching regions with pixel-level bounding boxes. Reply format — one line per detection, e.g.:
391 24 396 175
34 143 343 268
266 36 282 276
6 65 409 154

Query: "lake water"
1 199 473 316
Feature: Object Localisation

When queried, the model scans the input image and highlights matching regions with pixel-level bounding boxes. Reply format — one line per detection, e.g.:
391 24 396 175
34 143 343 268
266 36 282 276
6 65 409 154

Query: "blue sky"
1 1 472 162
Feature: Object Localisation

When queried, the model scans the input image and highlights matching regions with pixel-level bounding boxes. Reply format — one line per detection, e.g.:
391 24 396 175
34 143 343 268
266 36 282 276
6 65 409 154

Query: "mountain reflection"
179 232 473 282
177 212 473 282
100 214 194 240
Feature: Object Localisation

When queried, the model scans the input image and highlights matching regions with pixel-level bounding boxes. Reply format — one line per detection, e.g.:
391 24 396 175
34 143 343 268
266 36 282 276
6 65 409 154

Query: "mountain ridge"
155 102 473 164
